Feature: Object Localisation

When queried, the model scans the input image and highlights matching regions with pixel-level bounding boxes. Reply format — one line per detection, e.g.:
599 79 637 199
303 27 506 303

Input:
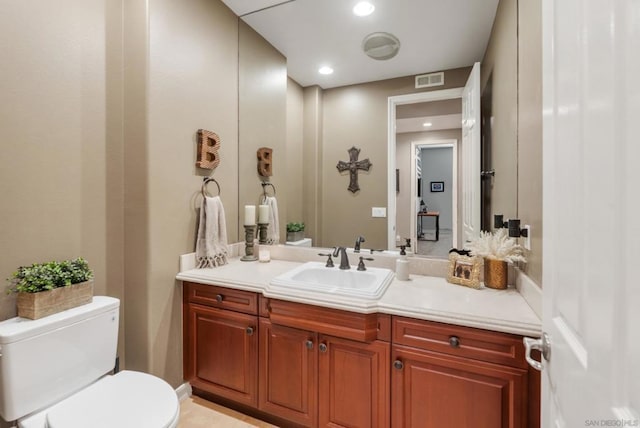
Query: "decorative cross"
336 146 372 193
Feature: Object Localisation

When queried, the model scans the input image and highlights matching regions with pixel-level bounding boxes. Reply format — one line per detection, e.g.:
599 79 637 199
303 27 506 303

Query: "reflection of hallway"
417 229 452 258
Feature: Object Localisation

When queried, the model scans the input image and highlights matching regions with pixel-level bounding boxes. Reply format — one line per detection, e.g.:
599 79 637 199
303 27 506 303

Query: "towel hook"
201 177 221 198
261 181 276 197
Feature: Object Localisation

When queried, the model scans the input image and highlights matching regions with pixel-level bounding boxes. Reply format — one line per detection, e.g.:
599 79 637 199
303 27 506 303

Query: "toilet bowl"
18 371 179 428
0 296 179 428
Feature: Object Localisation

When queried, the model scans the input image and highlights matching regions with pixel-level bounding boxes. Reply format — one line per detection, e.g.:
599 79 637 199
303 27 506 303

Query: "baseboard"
175 382 192 401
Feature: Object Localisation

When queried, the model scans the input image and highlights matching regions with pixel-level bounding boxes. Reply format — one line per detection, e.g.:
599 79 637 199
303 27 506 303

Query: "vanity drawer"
268 299 382 342
392 316 527 369
184 282 258 315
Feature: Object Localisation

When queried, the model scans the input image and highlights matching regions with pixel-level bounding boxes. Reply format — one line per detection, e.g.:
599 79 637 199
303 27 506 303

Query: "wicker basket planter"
483 259 508 290
16 280 94 320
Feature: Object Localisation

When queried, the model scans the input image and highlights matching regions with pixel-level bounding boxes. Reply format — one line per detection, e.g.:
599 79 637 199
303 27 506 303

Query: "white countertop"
177 257 541 337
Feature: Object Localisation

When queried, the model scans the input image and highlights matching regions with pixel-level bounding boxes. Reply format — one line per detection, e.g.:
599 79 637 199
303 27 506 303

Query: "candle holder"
258 223 269 245
241 225 258 262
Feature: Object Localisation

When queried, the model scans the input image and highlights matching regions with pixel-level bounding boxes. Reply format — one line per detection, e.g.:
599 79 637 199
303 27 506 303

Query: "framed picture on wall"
430 181 444 192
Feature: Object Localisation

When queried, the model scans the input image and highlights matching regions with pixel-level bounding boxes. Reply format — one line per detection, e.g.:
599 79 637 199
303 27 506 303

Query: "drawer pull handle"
246 326 254 336
319 343 327 353
305 340 314 350
393 360 404 370
215 294 223 303
449 336 460 348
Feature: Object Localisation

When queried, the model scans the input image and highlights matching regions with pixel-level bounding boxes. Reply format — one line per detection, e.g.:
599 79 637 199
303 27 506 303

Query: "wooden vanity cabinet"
258 319 318 427
183 282 259 407
183 282 539 428
260 299 390 428
391 316 532 428
318 334 389 428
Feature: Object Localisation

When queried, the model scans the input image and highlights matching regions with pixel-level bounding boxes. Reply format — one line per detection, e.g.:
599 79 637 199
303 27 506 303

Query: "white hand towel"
196 196 229 268
261 195 280 245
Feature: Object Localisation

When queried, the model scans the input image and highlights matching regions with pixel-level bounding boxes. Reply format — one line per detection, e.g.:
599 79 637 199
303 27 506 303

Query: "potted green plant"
466 229 526 289
286 222 305 242
7 257 94 319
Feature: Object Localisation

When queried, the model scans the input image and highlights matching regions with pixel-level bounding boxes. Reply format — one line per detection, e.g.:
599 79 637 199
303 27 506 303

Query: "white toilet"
0 296 179 428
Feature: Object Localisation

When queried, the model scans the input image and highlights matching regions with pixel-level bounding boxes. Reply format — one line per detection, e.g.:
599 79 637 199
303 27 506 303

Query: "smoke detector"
362 32 400 60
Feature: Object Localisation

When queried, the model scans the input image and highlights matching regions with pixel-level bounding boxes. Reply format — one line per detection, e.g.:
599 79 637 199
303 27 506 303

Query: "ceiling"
221 0 499 89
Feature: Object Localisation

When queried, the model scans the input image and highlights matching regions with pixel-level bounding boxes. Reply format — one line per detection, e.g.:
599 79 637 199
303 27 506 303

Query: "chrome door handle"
523 333 550 371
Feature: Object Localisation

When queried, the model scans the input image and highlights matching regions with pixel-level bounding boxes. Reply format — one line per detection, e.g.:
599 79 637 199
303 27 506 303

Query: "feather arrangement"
466 229 526 263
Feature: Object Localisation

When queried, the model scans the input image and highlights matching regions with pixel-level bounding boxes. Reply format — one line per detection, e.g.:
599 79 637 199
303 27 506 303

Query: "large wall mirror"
233 0 519 260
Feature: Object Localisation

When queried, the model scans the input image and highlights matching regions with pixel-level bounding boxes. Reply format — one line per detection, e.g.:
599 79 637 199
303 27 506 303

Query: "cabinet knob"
305 340 314 350
393 360 404 370
319 343 327 353
449 336 460 348
246 326 254 336
215 294 223 303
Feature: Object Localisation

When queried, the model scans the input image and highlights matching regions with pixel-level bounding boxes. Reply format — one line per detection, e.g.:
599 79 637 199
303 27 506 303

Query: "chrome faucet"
354 236 366 253
332 247 350 270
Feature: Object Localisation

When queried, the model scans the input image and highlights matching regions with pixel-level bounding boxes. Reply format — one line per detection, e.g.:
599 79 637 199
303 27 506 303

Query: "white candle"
259 249 271 263
258 205 269 224
244 205 256 225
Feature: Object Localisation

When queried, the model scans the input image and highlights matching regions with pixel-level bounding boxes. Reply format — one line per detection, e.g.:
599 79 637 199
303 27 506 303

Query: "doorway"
410 142 457 257
387 88 464 250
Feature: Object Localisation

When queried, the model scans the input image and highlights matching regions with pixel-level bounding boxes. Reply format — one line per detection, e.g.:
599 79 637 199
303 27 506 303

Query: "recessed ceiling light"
423 122 433 127
353 2 375 17
318 66 334 75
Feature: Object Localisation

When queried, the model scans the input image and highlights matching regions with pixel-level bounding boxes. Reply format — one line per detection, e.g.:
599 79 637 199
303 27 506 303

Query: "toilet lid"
46 371 179 428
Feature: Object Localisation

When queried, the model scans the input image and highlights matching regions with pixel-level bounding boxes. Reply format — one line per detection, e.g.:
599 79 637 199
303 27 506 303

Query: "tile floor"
179 396 276 428
416 228 453 258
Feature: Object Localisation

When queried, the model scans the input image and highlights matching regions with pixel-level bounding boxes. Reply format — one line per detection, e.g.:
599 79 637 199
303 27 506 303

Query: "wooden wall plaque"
257 147 273 177
196 129 221 169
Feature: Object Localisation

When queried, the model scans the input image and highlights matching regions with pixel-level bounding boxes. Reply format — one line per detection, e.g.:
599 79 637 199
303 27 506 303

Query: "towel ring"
261 182 276 197
201 177 221 198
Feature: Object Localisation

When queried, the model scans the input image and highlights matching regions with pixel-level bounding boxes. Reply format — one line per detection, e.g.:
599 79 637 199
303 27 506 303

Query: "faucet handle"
369 249 384 254
357 256 374 271
318 253 335 268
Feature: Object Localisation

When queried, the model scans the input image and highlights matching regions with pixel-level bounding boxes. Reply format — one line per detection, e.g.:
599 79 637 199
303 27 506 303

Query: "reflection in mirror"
395 96 463 258
237 21 288 243
234 0 518 259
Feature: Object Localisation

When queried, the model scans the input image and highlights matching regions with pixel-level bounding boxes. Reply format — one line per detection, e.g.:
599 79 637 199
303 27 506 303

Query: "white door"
536 0 640 426
461 62 480 243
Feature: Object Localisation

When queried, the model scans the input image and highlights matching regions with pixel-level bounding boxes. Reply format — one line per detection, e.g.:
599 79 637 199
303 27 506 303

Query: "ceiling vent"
362 32 401 61
415 72 445 89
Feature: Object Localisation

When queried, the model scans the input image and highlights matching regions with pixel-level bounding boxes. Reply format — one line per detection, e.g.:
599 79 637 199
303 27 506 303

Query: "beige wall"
286 78 305 223
317 68 471 250
238 22 287 240
396 129 463 242
517 0 543 285
1 0 244 399
0 0 126 386
481 0 518 222
123 0 241 385
302 86 324 244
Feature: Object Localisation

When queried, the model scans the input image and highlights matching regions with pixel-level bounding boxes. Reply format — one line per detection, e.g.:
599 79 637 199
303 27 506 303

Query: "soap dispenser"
396 245 410 281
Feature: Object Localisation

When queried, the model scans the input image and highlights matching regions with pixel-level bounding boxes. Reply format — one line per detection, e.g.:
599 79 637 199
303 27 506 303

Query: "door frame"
387 87 464 250
410 140 458 253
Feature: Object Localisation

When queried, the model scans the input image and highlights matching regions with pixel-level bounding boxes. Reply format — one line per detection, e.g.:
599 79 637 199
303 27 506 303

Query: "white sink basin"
269 262 394 299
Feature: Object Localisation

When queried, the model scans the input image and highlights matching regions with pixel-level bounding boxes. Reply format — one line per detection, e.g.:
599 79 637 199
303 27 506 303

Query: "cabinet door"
184 304 258 406
318 335 390 428
392 345 528 428
259 319 318 427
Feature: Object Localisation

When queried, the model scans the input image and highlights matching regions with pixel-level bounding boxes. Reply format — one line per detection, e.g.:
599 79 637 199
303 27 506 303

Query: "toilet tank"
0 296 119 422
